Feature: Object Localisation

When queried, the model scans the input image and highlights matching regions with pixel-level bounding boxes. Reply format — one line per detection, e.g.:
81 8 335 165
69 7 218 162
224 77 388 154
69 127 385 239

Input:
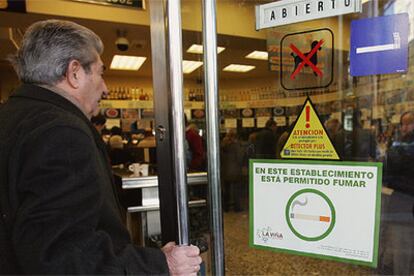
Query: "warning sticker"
280 97 339 160
280 28 333 90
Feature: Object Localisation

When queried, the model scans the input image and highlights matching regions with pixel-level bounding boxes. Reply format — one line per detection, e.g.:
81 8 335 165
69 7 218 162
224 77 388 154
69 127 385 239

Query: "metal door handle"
156 125 166 141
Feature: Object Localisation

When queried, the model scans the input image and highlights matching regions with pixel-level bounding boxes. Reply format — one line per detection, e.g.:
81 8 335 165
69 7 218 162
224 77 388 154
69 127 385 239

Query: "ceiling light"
361 0 370 3
110 55 146 71
223 64 255 73
186 44 225 54
245 50 268 60
183 60 203 74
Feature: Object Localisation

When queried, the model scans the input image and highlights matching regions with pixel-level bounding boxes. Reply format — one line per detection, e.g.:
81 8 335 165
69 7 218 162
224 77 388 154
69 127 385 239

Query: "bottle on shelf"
221 90 227 102
116 87 121 100
126 87 131 100
132 87 139 100
139 88 145 101
195 89 200 101
107 87 112 99
196 89 203 101
130 87 134 100
119 87 125 100
121 87 127 100
123 87 128 100
189 89 195 101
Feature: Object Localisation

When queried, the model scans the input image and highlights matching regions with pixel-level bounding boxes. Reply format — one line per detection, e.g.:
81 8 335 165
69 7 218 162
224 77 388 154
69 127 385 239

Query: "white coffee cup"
128 163 141 176
139 164 149 176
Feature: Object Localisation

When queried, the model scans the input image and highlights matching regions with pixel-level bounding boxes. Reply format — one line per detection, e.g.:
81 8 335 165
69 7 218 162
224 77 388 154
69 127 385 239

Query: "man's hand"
162 242 202 276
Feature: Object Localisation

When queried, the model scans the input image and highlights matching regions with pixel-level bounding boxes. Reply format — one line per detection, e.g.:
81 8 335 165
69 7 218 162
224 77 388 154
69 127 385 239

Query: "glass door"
213 0 414 275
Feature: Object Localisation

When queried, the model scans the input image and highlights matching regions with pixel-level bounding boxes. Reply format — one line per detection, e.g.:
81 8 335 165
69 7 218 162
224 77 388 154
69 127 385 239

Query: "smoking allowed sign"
250 160 382 267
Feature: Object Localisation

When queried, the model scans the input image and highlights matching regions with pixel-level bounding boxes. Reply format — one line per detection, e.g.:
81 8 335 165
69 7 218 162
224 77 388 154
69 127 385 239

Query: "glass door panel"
216 0 414 275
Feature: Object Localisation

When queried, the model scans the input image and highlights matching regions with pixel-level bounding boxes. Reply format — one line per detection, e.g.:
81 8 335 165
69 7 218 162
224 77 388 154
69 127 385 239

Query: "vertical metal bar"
149 0 179 244
167 0 189 245
338 16 343 93
202 0 225 275
370 0 379 124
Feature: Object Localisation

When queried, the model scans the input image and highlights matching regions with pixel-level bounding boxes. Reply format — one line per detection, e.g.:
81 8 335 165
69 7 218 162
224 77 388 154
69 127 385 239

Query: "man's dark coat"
0 84 168 274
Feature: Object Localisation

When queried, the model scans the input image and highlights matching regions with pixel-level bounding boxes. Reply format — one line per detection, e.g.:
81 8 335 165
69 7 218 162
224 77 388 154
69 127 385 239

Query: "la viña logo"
257 226 283 243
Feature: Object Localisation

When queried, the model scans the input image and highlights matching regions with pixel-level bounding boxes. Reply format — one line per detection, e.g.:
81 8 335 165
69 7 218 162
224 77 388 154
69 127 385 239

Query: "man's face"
401 113 414 139
78 55 108 117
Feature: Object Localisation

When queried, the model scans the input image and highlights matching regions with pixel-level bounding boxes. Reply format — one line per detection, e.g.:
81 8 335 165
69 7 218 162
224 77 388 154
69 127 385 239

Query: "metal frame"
202 0 224 274
150 0 224 271
149 0 179 244
167 0 190 246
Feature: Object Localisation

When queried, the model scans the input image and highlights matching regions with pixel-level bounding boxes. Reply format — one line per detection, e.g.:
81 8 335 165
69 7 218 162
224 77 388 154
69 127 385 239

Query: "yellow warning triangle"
280 97 340 160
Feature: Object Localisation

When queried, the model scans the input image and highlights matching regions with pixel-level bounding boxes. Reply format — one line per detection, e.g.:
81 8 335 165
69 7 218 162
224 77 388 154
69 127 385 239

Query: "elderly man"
0 20 201 274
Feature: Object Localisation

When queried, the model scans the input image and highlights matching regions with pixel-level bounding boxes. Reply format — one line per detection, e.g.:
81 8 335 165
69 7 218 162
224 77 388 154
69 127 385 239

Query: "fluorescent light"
186 44 225 54
183 60 203 74
245 50 268 60
361 0 370 3
110 55 146 71
223 64 255 73
187 44 203 54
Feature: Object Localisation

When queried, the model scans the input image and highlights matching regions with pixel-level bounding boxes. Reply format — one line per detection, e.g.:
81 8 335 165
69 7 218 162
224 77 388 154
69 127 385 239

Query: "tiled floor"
223 211 373 275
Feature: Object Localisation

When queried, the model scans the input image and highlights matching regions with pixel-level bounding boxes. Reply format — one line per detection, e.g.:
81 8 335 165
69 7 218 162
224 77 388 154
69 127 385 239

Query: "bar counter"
113 170 208 246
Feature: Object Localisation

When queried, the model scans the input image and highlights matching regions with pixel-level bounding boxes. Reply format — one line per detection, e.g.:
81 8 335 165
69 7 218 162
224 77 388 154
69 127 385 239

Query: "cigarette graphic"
356 32 401 54
290 213 331 223
290 197 330 223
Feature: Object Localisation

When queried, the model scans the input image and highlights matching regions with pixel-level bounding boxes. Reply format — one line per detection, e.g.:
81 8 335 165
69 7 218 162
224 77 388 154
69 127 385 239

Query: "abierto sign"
256 0 361 30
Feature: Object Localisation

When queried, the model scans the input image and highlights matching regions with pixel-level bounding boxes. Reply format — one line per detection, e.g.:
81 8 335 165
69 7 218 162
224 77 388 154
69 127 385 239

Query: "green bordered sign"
250 159 382 267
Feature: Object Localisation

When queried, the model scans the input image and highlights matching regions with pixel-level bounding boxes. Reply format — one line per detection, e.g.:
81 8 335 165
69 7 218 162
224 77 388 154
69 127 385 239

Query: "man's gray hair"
9 19 104 85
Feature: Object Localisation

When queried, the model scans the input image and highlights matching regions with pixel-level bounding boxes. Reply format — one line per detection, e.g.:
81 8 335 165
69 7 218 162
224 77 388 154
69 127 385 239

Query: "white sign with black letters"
256 0 361 30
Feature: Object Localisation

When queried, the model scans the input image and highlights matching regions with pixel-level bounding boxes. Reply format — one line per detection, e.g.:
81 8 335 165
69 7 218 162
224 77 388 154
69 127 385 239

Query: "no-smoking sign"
280 28 334 90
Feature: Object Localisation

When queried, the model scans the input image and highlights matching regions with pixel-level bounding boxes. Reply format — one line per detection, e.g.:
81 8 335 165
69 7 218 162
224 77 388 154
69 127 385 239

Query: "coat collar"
11 83 110 157
11 83 90 125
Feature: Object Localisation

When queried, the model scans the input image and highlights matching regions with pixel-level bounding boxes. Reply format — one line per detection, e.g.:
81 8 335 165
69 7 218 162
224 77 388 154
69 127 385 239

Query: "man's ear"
66 60 82 89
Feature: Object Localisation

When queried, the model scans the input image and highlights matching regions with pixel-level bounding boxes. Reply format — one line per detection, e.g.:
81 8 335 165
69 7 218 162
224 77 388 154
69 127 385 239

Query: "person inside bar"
185 115 205 171
254 118 278 159
108 134 134 166
91 113 107 135
334 110 377 161
0 19 201 275
381 111 414 275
